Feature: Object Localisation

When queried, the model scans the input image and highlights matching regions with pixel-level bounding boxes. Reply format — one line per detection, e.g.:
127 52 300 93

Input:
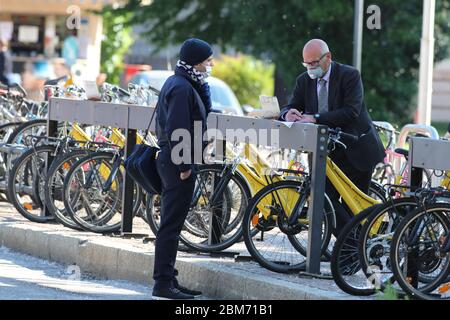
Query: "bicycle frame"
326 157 381 215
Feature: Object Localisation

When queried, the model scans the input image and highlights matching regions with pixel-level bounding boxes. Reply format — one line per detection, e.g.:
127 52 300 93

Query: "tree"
99 5 133 85
212 54 274 107
119 0 450 125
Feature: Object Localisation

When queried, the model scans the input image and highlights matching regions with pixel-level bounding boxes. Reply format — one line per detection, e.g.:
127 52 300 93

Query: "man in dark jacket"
280 39 385 236
152 38 213 300
0 40 13 85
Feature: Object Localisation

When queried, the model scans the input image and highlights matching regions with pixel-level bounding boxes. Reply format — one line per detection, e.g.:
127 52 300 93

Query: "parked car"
128 70 244 116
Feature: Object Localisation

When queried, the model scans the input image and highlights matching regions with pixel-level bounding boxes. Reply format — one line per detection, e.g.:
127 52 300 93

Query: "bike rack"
396 124 439 149
47 98 156 233
207 113 329 276
407 137 450 287
47 98 329 276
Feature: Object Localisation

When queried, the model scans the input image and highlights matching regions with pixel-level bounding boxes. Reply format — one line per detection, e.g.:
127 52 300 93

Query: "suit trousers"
327 149 374 237
153 155 196 290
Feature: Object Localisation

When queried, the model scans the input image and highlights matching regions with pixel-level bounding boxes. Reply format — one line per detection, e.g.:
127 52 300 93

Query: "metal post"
305 126 329 274
407 139 423 288
121 127 137 234
353 0 364 71
44 109 59 219
208 139 226 245
417 0 436 125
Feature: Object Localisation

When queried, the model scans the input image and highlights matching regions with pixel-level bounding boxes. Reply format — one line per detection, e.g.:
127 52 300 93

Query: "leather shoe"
176 284 202 296
152 287 195 300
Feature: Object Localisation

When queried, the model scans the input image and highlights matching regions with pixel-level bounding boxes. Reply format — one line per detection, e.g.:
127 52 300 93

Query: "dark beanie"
179 38 213 66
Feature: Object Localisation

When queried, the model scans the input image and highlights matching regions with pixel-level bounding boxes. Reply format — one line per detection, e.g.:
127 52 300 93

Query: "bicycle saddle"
394 148 409 159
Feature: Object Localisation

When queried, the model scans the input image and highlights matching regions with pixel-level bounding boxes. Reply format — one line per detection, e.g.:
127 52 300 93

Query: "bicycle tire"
43 149 89 230
330 204 384 296
7 145 57 223
146 164 251 252
63 151 141 233
242 179 333 273
390 204 450 300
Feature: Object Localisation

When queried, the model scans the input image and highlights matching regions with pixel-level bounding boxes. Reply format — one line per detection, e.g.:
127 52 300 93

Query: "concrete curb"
0 221 356 300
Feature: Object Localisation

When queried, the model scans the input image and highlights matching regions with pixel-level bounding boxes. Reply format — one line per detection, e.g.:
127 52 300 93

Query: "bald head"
302 39 332 78
303 39 329 57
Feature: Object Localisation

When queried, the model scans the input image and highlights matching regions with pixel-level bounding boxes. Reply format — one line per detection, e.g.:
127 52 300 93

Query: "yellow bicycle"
241 128 383 273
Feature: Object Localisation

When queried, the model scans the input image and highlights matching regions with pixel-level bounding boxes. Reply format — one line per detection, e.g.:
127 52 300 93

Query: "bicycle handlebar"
9 83 27 96
44 75 69 86
328 128 359 143
117 87 131 97
146 85 160 95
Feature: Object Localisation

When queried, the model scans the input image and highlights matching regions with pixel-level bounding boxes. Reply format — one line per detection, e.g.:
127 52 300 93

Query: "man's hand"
297 114 316 123
180 169 192 180
285 109 303 122
297 115 316 123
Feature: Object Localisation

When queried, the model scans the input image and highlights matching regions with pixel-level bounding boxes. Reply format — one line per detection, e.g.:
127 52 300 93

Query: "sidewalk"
0 202 371 300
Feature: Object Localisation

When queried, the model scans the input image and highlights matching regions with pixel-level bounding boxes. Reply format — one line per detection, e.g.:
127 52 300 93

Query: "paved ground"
0 201 374 300
0 246 155 300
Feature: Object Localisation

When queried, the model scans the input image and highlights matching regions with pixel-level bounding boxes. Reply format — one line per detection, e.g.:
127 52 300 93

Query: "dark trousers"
327 150 374 237
153 156 196 290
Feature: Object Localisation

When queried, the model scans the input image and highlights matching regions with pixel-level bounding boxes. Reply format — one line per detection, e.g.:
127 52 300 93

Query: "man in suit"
280 39 385 236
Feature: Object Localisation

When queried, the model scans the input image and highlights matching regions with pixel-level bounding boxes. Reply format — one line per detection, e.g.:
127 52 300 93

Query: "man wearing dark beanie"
152 38 214 300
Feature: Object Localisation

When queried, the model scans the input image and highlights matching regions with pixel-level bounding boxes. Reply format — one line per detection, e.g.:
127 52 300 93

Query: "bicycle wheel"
43 149 89 230
358 197 419 293
242 179 333 273
146 164 251 252
369 180 387 203
63 151 142 233
330 204 384 296
7 145 56 223
390 204 450 300
0 122 23 200
6 119 48 145
146 192 160 236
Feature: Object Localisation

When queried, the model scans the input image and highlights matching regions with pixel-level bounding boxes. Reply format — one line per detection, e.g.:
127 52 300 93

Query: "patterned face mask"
176 60 208 84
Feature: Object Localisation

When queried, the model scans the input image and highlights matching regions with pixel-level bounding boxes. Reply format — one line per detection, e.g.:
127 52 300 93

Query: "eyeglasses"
302 52 329 68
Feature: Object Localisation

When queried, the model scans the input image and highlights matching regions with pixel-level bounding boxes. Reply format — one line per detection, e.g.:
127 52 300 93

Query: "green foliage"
121 0 450 125
212 55 274 108
376 283 410 300
99 6 134 85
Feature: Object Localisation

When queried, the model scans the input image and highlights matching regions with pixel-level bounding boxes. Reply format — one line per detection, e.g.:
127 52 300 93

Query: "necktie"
318 78 328 113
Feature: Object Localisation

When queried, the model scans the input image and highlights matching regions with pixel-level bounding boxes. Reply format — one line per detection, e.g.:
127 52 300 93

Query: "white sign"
82 80 100 100
18 25 39 43
0 21 14 42
259 95 280 112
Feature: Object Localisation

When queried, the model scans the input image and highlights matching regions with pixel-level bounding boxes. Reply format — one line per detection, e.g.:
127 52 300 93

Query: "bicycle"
390 192 450 300
240 128 385 273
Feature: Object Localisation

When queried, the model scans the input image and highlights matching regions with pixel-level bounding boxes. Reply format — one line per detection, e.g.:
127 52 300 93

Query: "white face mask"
307 66 325 79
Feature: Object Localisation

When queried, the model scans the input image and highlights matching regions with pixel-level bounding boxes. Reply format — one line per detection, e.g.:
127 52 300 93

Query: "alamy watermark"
169 122 285 173
367 4 382 30
66 5 81 30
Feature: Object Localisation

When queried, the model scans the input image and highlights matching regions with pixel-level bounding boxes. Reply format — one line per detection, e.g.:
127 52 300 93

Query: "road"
0 246 153 300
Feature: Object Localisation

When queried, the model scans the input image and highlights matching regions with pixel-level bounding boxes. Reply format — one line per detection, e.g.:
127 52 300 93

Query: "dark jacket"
155 67 211 172
280 61 385 172
0 50 13 85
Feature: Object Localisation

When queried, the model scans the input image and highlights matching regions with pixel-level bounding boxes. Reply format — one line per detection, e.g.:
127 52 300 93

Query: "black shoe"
152 287 195 300
176 284 202 296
